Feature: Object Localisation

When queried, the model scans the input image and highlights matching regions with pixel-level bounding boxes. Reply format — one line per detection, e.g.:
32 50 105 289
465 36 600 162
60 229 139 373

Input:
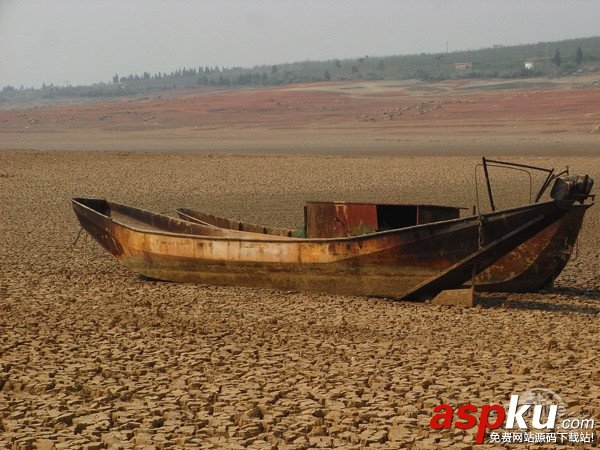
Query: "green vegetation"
553 48 562 68
291 224 306 238
2 36 600 104
576 46 584 66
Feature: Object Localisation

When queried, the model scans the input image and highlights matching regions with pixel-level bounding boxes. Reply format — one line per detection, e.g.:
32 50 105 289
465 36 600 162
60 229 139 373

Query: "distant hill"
2 36 599 104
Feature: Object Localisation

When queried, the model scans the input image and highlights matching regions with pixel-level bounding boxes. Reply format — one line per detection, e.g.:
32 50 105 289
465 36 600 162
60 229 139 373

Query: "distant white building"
523 57 546 70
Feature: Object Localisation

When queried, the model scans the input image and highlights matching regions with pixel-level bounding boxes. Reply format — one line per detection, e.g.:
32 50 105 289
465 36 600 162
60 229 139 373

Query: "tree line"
2 37 599 103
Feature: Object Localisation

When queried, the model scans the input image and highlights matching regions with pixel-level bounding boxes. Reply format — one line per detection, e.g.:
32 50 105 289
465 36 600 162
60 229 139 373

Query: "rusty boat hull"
176 204 591 292
176 204 590 293
72 198 574 300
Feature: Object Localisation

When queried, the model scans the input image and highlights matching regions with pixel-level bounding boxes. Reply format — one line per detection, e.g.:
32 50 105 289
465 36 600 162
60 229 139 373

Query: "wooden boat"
175 202 591 293
72 198 582 301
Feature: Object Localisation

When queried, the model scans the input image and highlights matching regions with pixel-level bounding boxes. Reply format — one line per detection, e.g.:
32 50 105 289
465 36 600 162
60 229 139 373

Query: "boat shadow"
477 288 600 315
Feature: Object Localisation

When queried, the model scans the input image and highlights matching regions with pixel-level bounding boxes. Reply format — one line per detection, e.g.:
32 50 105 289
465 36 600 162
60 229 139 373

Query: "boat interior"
72 198 288 240
176 202 463 239
176 208 295 237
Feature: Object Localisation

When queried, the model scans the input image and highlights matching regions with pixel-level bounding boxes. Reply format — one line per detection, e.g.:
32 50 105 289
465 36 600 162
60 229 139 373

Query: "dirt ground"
1 76 600 155
1 78 599 449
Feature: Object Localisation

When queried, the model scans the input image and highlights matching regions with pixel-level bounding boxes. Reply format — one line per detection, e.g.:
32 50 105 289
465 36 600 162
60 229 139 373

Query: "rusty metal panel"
306 202 335 238
335 203 378 236
306 202 377 238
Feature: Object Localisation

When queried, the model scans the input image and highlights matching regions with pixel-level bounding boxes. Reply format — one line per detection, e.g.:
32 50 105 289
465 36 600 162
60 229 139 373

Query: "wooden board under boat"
72 197 574 300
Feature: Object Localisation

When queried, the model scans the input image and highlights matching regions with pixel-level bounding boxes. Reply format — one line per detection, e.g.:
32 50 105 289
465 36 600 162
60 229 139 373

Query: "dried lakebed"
1 151 599 449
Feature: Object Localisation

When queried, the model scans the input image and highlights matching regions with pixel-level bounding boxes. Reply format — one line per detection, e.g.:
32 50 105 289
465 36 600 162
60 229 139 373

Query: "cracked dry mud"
1 151 598 449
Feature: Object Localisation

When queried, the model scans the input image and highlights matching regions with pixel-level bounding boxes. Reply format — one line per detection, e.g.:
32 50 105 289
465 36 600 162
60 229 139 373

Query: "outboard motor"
550 175 594 203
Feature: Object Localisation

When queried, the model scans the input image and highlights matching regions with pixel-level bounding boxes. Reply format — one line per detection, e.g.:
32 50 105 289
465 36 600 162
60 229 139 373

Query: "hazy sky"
1 0 599 88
